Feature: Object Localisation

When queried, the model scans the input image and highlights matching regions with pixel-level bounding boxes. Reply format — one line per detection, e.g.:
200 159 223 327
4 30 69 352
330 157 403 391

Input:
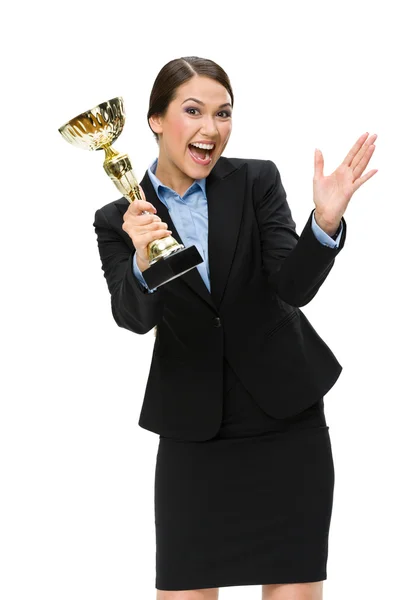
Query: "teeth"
190 142 215 150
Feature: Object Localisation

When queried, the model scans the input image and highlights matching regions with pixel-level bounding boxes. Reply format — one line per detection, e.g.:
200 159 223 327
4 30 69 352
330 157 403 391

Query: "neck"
155 155 195 198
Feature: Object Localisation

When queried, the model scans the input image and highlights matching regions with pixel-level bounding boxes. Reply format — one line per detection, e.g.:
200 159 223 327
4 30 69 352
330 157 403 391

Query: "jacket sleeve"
132 250 158 293
93 206 165 334
311 211 344 247
254 160 347 307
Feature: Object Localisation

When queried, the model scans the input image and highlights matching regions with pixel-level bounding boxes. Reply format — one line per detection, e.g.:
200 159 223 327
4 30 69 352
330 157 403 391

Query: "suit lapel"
206 160 247 308
114 157 247 310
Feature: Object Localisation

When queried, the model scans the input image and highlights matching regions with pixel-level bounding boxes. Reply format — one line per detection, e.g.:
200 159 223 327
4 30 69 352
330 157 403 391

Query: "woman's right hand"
122 186 172 271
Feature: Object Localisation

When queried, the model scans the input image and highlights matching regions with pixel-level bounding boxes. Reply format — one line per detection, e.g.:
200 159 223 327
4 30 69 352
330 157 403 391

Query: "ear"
149 113 163 135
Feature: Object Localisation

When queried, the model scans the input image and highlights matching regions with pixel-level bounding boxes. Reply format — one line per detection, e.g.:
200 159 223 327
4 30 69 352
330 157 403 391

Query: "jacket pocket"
265 309 298 339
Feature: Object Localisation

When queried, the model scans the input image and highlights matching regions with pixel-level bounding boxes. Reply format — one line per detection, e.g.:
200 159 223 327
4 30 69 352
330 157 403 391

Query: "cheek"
169 114 192 143
221 122 232 144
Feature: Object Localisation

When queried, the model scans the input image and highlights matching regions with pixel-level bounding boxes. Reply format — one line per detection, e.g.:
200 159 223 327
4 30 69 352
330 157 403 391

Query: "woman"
93 56 377 599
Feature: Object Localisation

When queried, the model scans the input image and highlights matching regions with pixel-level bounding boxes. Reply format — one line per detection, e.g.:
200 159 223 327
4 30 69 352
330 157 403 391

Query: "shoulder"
215 156 280 181
93 195 128 226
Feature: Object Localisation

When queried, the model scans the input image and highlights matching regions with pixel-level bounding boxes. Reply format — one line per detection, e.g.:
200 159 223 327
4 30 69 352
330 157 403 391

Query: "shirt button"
213 317 222 328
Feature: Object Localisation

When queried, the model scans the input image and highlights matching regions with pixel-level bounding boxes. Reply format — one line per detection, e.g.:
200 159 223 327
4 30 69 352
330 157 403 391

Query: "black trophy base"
142 244 203 290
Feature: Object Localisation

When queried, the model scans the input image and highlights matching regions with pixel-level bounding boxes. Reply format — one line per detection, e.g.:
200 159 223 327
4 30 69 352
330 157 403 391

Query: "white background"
2 1 414 598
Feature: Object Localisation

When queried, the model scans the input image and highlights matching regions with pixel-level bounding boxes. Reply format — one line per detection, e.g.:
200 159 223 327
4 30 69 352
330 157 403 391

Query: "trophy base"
142 245 203 290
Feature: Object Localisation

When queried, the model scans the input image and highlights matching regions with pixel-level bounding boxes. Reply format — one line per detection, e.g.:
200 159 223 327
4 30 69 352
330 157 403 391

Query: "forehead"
174 76 232 105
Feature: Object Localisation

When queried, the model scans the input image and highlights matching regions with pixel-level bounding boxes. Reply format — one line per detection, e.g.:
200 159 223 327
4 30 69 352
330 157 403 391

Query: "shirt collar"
147 158 207 199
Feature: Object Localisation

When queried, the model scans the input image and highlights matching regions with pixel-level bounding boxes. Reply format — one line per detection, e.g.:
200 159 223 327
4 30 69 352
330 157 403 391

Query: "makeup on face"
181 95 232 167
154 76 233 193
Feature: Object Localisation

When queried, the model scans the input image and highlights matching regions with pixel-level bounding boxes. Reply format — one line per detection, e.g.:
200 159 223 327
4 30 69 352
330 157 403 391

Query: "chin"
181 166 206 180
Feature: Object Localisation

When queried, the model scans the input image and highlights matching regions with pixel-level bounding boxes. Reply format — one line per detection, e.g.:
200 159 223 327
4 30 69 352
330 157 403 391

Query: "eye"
185 107 200 115
185 107 232 119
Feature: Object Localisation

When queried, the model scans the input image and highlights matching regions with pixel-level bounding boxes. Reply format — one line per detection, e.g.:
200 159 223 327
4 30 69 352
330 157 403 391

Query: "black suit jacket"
93 156 347 441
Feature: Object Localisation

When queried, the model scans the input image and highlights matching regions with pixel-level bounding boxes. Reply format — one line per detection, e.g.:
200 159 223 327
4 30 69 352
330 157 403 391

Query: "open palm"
313 132 378 226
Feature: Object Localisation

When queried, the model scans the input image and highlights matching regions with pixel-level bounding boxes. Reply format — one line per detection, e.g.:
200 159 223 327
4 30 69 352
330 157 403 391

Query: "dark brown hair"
147 56 234 142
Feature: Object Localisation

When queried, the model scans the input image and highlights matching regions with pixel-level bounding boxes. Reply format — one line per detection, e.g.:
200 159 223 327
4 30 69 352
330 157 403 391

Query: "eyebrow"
181 97 232 109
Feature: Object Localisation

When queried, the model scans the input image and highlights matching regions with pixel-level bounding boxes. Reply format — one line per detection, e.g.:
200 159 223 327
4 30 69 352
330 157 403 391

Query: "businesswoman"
93 56 377 600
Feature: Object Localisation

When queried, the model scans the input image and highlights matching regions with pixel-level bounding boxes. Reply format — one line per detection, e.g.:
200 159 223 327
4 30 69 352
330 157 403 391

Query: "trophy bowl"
58 97 125 152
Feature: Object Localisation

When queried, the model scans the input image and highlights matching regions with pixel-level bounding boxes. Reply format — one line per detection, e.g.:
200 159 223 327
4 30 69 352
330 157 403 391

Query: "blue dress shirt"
132 158 343 293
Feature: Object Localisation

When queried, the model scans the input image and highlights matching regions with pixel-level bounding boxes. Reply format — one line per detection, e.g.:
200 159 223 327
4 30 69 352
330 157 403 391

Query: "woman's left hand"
313 132 378 235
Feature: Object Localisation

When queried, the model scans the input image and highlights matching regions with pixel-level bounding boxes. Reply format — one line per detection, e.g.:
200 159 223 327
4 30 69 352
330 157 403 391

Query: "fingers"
351 134 377 172
122 212 169 235
135 212 163 226
129 198 157 216
342 132 371 167
352 143 377 181
129 185 157 216
122 198 172 263
341 132 378 189
135 218 170 233
135 226 173 264
136 224 171 243
353 168 378 191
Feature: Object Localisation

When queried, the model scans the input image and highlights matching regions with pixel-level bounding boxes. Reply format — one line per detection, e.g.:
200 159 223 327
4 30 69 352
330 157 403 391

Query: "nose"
199 115 219 138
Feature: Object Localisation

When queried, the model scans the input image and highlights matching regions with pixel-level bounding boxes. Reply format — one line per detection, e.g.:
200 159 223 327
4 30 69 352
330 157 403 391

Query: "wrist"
136 253 150 273
314 210 341 237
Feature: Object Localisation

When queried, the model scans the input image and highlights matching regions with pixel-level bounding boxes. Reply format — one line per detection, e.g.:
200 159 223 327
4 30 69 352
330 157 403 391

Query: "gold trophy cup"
58 97 203 289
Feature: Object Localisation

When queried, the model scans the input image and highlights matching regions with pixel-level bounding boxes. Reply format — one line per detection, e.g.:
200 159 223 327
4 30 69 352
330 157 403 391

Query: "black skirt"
154 358 335 591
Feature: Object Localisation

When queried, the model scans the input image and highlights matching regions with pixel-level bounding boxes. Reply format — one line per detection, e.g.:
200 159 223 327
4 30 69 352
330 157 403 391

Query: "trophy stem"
103 144 119 162
102 145 142 203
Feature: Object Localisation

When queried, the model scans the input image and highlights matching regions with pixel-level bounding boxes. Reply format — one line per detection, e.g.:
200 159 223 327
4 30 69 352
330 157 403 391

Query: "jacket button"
213 317 221 327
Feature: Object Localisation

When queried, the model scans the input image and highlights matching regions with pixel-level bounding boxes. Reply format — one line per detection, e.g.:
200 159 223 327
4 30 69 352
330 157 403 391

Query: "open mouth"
188 142 215 166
